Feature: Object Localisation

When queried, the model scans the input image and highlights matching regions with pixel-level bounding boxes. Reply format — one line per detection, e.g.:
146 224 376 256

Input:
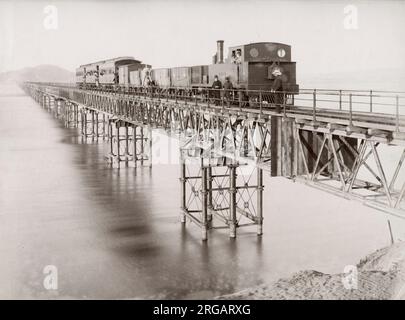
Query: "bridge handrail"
23 82 405 107
22 81 405 97
24 82 405 99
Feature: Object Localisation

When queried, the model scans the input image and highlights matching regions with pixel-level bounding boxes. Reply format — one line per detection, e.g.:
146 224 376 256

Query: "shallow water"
0 84 404 299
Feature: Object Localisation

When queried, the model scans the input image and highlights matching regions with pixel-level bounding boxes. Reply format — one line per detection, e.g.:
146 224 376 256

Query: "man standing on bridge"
223 76 233 105
271 68 287 112
211 75 222 105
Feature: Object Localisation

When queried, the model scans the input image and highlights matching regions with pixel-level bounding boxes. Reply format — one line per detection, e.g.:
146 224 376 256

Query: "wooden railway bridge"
22 82 405 240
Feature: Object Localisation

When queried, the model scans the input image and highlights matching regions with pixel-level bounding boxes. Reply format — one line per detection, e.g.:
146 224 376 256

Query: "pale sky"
1 0 405 76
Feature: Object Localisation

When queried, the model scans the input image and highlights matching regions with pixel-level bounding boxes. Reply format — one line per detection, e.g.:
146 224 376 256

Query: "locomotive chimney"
216 40 224 64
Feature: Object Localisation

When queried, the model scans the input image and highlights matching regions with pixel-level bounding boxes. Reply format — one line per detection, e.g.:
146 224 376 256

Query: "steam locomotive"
75 40 298 102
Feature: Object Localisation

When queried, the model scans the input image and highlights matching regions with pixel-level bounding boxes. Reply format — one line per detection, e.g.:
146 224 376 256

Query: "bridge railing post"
339 90 342 110
259 91 263 114
349 93 353 128
283 91 287 117
370 90 373 113
221 89 224 111
312 89 317 123
396 95 400 133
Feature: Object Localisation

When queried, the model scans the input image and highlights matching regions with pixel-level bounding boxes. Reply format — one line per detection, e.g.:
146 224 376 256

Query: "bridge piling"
106 119 152 168
179 153 265 240
228 164 237 238
207 166 213 226
201 165 209 241
180 158 187 224
256 168 264 236
64 101 79 128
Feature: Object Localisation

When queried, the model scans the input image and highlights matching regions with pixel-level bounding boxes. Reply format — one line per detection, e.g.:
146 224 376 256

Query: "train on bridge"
75 40 299 104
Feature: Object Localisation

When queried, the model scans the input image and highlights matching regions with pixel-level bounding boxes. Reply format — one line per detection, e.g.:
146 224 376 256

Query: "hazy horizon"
1 0 405 77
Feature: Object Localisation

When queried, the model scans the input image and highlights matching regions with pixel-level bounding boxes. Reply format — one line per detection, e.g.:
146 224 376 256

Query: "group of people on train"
210 67 286 108
137 67 286 110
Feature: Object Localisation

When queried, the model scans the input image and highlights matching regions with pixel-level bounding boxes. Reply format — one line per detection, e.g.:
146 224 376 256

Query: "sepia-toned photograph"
1 0 405 305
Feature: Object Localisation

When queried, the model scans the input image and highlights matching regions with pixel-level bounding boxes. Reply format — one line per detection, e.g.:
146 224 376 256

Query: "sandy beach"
219 242 405 300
